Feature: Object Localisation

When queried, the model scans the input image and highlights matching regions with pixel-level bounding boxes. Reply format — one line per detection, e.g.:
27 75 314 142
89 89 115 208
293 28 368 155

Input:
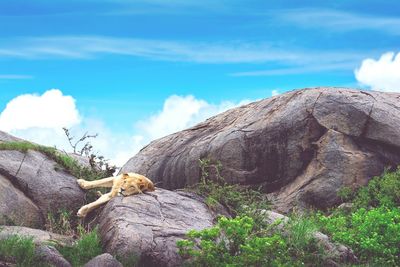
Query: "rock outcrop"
0 226 73 267
0 132 86 228
0 226 73 246
98 188 223 267
121 88 400 212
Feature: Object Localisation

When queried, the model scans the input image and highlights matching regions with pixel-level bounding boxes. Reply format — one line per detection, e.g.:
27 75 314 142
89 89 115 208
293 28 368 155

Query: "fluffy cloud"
271 89 280 96
0 89 80 132
0 90 250 167
355 52 400 92
136 95 250 140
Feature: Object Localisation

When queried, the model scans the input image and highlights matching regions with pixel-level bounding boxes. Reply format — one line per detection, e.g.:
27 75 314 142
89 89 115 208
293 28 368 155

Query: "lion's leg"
77 176 115 190
77 192 113 217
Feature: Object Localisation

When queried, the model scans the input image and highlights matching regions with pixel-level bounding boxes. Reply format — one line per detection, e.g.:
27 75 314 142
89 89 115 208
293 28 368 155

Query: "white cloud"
137 95 250 140
0 89 80 132
1 90 251 167
0 74 33 80
0 35 366 68
355 52 400 92
279 9 400 35
230 62 356 76
271 90 280 96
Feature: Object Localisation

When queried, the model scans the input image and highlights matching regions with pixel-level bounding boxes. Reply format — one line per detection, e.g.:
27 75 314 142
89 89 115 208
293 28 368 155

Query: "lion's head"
119 173 155 196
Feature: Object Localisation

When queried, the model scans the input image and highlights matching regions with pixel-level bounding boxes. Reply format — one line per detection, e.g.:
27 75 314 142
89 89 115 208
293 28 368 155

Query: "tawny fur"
77 172 155 217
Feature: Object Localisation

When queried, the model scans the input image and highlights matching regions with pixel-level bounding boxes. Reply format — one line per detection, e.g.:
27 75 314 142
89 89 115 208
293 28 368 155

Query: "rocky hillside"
0 131 227 266
121 87 400 212
1 87 399 266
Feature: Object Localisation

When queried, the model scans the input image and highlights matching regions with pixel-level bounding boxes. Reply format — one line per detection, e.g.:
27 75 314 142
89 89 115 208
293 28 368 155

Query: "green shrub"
0 235 38 267
337 186 356 202
353 168 400 209
57 227 103 267
317 206 400 266
189 158 270 230
285 214 324 265
177 216 289 267
318 167 400 266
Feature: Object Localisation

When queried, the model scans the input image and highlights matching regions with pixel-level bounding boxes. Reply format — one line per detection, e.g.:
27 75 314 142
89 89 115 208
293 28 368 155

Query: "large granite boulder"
98 189 223 267
121 88 400 212
0 132 86 228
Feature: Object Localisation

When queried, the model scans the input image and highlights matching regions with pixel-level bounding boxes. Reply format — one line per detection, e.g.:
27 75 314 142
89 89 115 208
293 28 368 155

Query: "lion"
76 172 155 217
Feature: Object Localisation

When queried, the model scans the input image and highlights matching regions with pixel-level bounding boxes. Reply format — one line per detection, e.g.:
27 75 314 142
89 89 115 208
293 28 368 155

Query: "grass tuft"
57 226 102 267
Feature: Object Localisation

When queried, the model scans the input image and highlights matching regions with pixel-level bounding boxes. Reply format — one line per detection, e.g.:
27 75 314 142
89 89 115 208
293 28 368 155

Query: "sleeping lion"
76 172 155 217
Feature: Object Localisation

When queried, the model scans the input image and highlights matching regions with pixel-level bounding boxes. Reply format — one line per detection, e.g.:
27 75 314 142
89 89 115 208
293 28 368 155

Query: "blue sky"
0 0 399 165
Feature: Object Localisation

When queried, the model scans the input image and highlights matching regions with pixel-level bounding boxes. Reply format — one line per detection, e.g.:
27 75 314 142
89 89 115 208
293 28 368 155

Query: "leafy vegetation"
178 216 289 267
179 158 324 266
353 167 400 209
57 226 103 267
178 214 324 267
188 158 271 230
316 168 400 266
179 159 400 266
0 235 37 267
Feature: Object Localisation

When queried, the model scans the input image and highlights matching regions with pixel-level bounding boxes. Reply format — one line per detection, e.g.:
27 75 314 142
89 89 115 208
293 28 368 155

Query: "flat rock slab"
0 226 73 246
98 189 218 267
121 88 400 212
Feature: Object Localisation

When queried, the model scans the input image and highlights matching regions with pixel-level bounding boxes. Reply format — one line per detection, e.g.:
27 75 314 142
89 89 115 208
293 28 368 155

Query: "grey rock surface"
98 188 221 267
0 132 86 228
36 245 72 267
84 253 122 267
0 130 21 143
0 174 43 228
121 88 400 212
0 226 73 246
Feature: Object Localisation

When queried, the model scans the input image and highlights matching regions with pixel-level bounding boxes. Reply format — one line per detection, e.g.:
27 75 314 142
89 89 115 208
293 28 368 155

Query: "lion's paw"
77 179 88 189
77 206 89 218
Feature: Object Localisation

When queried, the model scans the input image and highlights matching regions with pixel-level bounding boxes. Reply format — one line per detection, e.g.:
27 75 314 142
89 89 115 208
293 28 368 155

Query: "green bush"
189 158 270 230
353 168 400 208
57 227 103 267
0 235 39 267
315 167 400 266
337 186 355 202
177 216 289 267
317 206 400 266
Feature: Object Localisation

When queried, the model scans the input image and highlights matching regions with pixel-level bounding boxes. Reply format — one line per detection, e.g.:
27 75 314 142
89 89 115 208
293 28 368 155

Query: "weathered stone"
0 226 73 246
0 132 86 227
98 189 222 267
0 131 21 143
0 174 43 228
84 253 122 267
36 245 72 267
121 88 400 211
